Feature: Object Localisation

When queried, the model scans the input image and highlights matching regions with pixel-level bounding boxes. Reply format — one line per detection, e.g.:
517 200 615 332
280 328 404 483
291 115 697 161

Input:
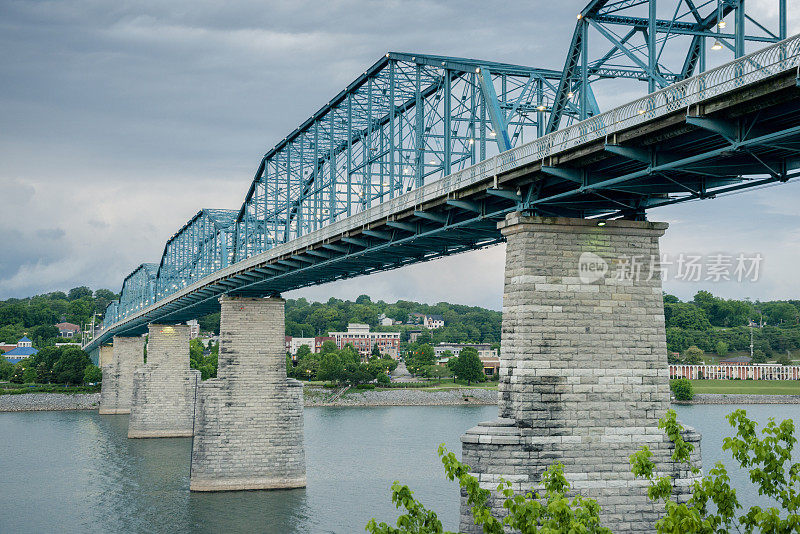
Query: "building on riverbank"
670 363 800 380
2 337 39 364
329 323 400 359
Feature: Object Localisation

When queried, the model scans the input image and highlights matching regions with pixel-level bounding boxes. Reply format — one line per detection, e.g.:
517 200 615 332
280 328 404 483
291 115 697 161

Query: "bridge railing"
84 34 800 349
497 34 800 176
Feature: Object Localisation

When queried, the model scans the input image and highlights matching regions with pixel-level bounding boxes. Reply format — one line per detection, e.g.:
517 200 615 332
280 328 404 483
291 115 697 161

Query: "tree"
320 340 338 355
371 342 381 358
682 345 704 365
318 353 344 382
777 353 791 366
51 347 92 385
67 287 93 301
715 341 729 356
296 344 312 360
83 364 102 383
367 445 610 534
376 372 391 386
22 366 37 384
631 409 800 534
454 347 483 385
752 349 768 364
0 360 13 380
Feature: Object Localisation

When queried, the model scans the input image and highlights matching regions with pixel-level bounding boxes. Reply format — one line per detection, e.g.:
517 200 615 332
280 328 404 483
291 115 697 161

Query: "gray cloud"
0 0 798 306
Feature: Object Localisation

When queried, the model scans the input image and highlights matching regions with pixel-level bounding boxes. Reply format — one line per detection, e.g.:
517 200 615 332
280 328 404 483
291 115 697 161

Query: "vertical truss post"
648 0 657 93
580 20 589 120
780 0 787 39
415 64 424 188
389 60 396 199
328 112 335 223
735 0 746 57
313 121 319 232
347 93 353 217
480 92 486 161
536 78 544 137
285 146 291 241
444 69 452 174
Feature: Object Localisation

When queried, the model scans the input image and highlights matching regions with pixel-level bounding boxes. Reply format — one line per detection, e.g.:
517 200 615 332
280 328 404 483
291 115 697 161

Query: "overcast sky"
1 0 798 310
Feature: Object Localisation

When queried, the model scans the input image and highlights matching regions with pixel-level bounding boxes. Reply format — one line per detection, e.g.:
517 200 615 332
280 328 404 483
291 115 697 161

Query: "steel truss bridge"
84 0 797 353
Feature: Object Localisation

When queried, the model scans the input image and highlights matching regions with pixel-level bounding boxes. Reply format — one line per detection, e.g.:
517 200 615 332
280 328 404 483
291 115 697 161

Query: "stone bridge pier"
189 296 305 491
460 215 702 533
128 324 200 438
99 336 144 415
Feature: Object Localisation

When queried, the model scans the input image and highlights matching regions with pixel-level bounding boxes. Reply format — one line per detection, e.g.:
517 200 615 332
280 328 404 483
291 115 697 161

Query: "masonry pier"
127 324 200 438
460 215 702 533
189 296 305 491
98 336 144 415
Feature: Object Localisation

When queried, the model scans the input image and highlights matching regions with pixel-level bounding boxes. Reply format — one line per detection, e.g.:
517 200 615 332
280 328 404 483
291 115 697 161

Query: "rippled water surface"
1 404 798 533
0 405 495 533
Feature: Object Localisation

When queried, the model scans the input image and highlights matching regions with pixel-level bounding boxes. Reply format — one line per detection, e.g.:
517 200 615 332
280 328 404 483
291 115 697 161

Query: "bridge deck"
85 36 800 352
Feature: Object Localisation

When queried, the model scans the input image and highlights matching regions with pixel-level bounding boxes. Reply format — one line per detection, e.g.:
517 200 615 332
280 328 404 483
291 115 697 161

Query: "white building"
289 337 315 355
434 343 498 361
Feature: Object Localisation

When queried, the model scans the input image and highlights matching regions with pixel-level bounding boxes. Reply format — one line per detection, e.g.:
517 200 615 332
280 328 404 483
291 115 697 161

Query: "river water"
0 404 797 533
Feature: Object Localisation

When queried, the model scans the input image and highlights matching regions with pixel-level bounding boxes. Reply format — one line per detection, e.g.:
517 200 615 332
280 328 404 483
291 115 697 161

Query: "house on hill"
3 337 39 364
55 322 82 339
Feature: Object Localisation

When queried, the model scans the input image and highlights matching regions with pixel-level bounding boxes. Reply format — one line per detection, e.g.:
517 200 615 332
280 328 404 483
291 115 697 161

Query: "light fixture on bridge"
567 91 574 98
711 40 723 50
597 221 606 227
718 20 726 29
537 104 546 111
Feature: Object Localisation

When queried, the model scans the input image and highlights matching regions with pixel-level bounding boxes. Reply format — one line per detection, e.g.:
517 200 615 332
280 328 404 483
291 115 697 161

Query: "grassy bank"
690 379 800 395
0 383 101 395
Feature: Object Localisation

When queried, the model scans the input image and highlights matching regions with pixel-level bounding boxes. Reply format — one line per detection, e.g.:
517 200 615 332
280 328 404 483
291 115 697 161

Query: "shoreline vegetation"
4 381 800 411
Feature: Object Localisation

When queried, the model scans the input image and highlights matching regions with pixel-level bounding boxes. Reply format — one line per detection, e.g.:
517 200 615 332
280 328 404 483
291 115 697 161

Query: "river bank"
0 387 497 412
6 389 800 412
304 386 497 406
0 392 101 412
676 393 800 404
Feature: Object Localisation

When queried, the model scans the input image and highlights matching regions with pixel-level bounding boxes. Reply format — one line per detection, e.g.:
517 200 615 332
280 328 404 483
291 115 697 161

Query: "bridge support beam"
128 324 200 438
99 336 144 415
189 296 305 491
460 215 702 533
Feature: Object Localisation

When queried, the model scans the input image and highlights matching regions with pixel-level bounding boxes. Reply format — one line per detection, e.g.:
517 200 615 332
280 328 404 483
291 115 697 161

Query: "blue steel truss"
97 0 796 335
548 0 789 130
232 53 579 262
155 209 238 300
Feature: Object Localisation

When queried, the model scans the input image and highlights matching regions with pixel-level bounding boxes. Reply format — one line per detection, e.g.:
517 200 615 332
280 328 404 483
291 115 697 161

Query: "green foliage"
50 347 92 385
296 344 312 360
0 360 13 380
715 341 729 356
83 364 102 383
376 373 391 386
751 350 767 364
670 378 694 401
189 338 218 380
0 287 119 347
682 346 704 365
453 347 483 385
632 409 800 534
777 353 791 366
366 445 611 534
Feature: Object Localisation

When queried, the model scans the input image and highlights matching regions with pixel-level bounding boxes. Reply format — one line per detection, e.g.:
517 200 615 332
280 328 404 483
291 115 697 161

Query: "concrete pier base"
99 336 144 415
460 215 702 533
189 296 305 491
128 324 200 438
